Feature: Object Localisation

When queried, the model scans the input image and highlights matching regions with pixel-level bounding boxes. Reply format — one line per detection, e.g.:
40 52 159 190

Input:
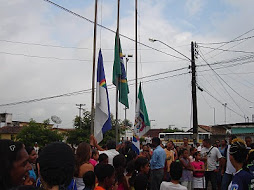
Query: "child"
83 171 95 190
160 161 187 190
94 164 115 190
180 149 192 190
90 149 99 167
189 147 196 162
98 153 109 165
191 152 205 190
129 157 150 190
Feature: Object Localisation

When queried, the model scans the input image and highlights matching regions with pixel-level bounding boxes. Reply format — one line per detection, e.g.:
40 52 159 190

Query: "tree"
66 111 125 146
163 125 184 133
16 119 63 147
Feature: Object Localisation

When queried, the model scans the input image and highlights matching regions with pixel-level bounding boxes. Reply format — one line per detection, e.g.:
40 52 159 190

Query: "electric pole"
191 41 198 145
76 104 86 128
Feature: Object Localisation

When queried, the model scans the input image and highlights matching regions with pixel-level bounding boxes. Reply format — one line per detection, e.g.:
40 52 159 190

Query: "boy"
94 164 115 190
160 161 187 190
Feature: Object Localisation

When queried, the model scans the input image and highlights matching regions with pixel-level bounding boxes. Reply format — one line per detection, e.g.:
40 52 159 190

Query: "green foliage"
140 137 145 143
16 119 63 147
66 111 125 146
163 125 184 133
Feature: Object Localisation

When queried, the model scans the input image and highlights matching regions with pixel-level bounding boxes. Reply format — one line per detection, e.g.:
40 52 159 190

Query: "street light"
149 38 191 61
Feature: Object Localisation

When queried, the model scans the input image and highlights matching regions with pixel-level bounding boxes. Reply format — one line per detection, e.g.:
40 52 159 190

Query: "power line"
197 35 254 45
42 0 189 62
199 45 254 54
0 68 189 107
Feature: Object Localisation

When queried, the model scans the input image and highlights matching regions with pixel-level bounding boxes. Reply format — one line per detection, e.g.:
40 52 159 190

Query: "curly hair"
38 142 75 189
0 140 24 190
74 142 91 177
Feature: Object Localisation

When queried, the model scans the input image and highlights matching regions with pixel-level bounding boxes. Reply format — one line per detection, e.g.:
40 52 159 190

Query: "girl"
191 152 205 190
180 149 192 190
89 149 99 167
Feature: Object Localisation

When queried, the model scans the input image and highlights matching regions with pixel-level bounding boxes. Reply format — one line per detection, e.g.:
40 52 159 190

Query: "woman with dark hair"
228 138 254 190
74 142 93 190
0 139 32 190
113 154 129 190
25 146 38 185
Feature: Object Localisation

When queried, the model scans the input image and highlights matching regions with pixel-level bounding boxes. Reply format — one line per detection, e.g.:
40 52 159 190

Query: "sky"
1 0 254 130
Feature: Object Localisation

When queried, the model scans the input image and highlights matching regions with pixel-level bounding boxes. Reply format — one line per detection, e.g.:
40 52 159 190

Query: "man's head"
170 161 183 181
221 139 227 147
38 142 75 189
95 164 115 189
152 137 160 148
106 140 116 150
245 136 252 147
202 138 211 148
216 140 220 146
98 153 109 164
183 137 188 145
229 135 237 145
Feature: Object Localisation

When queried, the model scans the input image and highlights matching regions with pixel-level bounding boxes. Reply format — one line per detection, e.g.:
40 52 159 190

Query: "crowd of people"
1 134 254 190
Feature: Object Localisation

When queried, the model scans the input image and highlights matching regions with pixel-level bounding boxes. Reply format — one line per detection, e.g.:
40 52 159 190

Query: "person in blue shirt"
150 137 166 190
228 138 254 190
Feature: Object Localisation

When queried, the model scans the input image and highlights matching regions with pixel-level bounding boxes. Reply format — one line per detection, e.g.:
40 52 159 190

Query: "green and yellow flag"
112 33 129 108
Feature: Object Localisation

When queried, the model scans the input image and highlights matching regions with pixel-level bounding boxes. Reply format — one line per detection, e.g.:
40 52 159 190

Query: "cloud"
185 0 204 17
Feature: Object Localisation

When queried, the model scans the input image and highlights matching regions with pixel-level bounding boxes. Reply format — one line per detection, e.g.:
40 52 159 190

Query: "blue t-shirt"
229 169 254 190
150 145 166 170
248 164 254 176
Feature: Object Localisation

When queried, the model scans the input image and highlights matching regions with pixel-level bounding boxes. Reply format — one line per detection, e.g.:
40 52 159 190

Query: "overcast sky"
1 0 254 130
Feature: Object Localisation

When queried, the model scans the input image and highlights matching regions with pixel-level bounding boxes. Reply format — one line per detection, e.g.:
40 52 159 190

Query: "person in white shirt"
200 138 222 190
33 142 39 154
221 135 237 190
160 161 187 190
91 136 119 166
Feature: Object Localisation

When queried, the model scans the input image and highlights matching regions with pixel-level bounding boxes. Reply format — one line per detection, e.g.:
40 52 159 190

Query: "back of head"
38 142 75 188
152 137 160 146
203 138 211 145
83 171 95 188
229 138 248 164
113 154 126 169
134 174 148 190
106 140 116 150
135 157 148 172
25 146 34 155
75 142 91 176
170 161 183 181
0 139 24 190
94 164 114 183
98 153 108 164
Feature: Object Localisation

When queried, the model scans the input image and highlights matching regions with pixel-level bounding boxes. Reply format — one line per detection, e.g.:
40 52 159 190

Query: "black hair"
152 137 160 146
94 164 114 183
193 151 200 159
98 153 108 164
229 135 237 140
106 140 116 150
170 161 183 180
247 150 254 165
25 146 34 155
38 142 75 189
190 147 195 152
203 138 211 144
113 154 126 185
91 149 98 159
133 174 148 190
83 171 95 189
9 186 39 190
129 157 149 187
0 139 24 190
229 140 248 164
245 136 252 140
221 139 228 144
126 160 135 174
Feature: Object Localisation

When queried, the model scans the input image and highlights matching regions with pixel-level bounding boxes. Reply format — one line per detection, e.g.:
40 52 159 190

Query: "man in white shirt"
160 161 187 190
221 135 237 190
201 138 222 190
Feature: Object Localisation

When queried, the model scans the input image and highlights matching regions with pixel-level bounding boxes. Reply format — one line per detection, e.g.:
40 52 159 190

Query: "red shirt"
191 161 205 177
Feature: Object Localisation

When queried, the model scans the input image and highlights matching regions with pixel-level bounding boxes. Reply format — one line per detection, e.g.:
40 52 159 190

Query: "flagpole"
135 0 138 103
115 0 120 144
91 0 98 135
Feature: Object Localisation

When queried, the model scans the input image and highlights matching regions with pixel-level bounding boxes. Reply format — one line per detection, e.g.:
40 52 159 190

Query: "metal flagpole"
91 0 98 135
115 0 120 144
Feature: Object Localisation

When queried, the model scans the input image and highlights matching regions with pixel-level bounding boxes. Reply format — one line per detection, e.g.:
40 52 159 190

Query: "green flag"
112 32 129 108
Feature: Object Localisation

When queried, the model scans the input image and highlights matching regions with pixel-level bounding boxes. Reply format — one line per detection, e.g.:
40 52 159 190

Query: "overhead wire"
197 35 254 45
42 0 189 62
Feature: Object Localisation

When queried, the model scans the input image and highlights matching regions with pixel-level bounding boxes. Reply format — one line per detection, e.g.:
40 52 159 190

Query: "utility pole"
76 104 86 128
191 41 198 145
223 103 227 124
135 0 138 103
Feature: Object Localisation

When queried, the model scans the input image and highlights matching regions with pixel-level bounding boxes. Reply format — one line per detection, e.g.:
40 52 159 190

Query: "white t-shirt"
160 182 187 190
225 145 236 174
201 146 222 171
197 146 202 152
99 149 119 165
